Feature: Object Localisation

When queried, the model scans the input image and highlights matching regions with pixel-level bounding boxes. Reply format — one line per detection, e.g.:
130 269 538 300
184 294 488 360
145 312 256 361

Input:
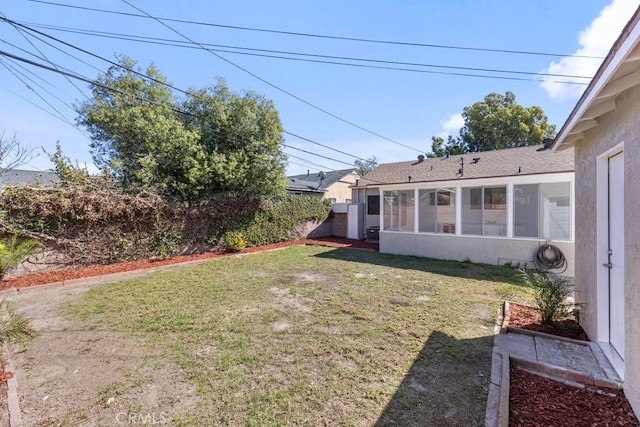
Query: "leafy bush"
0 185 330 265
518 269 573 325
0 299 36 345
221 231 246 252
0 235 42 280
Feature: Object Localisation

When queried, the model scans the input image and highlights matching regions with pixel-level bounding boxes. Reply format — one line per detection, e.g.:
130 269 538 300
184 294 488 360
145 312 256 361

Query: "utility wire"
27 0 605 59
283 144 354 167
0 11 87 98
2 56 76 113
0 58 89 139
0 50 359 169
284 131 365 161
2 18 370 161
15 23 594 80
285 154 333 171
119 0 425 154
287 154 334 172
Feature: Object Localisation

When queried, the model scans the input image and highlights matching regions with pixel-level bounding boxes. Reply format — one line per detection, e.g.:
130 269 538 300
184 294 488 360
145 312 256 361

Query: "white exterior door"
608 152 625 359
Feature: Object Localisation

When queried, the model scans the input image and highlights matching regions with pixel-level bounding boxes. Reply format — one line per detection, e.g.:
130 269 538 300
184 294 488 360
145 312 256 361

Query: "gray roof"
357 145 574 187
0 169 59 187
287 168 357 193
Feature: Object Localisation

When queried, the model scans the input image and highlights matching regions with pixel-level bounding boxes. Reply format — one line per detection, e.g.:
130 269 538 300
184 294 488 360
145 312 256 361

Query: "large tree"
76 56 286 203
429 91 556 157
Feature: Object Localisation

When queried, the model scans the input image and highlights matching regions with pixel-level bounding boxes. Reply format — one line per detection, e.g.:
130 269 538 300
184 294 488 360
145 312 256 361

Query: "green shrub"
517 269 573 325
0 235 42 280
221 231 246 252
0 186 331 265
0 300 36 345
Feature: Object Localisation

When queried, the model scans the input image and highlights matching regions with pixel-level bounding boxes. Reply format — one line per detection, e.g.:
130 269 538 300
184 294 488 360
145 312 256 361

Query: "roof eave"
552 7 640 151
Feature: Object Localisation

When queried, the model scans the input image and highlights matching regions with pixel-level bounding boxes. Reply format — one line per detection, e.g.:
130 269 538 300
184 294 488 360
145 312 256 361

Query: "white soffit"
554 13 640 149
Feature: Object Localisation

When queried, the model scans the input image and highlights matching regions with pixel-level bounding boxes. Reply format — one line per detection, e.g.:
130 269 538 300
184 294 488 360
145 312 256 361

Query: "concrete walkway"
485 311 621 427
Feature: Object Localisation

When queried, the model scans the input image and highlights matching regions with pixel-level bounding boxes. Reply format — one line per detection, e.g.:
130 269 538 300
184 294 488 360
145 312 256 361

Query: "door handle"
603 263 612 268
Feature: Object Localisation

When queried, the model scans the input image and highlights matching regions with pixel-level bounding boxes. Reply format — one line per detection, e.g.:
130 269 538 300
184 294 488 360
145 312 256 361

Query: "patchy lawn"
13 245 529 426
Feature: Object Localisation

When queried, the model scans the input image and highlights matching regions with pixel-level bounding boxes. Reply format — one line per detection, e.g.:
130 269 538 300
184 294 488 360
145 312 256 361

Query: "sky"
1 0 638 176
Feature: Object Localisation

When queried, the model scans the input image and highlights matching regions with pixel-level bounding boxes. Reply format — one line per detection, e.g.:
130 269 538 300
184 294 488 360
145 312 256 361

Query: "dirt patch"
3 281 200 425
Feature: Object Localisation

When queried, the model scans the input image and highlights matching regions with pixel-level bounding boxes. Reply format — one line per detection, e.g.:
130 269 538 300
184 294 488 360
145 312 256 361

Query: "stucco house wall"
324 172 359 203
352 146 575 276
381 231 575 276
572 83 640 414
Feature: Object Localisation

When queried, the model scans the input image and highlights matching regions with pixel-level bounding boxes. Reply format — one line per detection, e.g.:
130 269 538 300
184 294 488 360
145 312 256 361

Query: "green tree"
181 80 286 196
427 135 465 158
430 91 556 156
76 56 286 203
354 156 378 176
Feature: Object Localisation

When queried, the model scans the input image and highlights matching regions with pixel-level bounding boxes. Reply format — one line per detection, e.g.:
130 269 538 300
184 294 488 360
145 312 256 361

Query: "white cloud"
437 113 464 137
539 0 639 100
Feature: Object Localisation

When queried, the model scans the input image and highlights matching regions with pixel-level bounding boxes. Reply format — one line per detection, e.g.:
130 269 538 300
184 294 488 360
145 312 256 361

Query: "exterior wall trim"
374 172 574 191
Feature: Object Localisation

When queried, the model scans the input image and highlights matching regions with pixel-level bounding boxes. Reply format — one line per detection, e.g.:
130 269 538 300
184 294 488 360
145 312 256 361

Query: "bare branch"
0 131 38 177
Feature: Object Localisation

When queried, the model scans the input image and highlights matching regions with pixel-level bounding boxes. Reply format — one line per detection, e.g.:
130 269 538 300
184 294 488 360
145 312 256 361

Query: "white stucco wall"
324 172 359 203
573 84 640 415
380 232 574 277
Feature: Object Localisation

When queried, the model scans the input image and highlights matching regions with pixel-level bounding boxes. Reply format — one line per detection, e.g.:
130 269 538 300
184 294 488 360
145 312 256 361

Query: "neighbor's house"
550 6 640 416
351 145 575 276
287 168 359 203
0 169 58 189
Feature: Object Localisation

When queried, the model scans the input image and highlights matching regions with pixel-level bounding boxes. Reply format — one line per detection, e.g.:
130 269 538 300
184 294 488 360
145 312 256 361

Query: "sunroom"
352 145 575 276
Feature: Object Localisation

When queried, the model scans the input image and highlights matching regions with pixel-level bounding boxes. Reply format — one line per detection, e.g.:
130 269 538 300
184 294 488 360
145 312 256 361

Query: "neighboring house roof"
0 169 59 187
356 145 574 187
552 6 640 150
287 168 357 193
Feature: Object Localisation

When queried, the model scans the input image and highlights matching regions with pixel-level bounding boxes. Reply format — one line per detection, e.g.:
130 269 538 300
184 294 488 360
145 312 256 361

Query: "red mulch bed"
0 237 378 292
510 368 639 426
508 302 588 341
508 302 639 426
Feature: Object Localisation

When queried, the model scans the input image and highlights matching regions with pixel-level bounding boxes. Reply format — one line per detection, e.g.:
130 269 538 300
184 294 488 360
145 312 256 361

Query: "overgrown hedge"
0 184 331 265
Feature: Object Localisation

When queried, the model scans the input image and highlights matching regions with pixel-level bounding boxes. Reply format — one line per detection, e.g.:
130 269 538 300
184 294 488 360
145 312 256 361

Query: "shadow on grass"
374 330 494 426
313 247 522 285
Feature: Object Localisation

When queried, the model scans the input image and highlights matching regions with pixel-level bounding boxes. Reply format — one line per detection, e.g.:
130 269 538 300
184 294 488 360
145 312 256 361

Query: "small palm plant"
0 234 42 280
0 300 35 345
518 269 573 325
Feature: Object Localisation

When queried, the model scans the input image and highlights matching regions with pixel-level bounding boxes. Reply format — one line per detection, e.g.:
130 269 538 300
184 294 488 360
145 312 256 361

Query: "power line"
284 131 365 161
285 154 333 171
0 58 89 140
283 144 353 167
2 18 372 162
27 0 605 60
2 56 76 113
0 11 87 98
0 50 363 170
15 22 594 81
119 0 426 155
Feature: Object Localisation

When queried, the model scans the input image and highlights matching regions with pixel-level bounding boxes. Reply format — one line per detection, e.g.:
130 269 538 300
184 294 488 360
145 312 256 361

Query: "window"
383 190 414 232
329 198 337 204
367 195 380 215
345 198 352 203
514 182 571 240
484 187 506 210
462 186 506 236
540 182 571 240
514 184 539 238
419 189 456 233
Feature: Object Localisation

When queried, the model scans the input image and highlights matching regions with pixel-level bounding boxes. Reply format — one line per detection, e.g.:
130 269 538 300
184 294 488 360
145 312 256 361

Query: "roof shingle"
357 145 574 187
